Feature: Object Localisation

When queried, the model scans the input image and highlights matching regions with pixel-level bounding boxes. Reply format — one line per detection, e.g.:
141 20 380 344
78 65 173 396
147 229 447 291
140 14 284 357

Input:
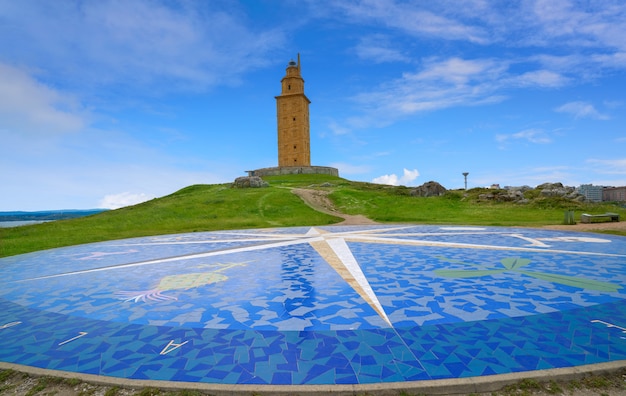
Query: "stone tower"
275 54 311 167
245 55 337 178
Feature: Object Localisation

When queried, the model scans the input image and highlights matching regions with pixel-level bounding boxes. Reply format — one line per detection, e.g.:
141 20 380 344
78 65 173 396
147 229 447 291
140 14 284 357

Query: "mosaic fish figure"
434 257 621 292
116 262 246 303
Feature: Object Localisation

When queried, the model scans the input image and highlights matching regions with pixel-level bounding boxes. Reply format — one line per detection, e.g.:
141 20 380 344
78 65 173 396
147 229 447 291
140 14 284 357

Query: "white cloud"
591 52 626 69
586 158 626 175
510 70 568 88
98 192 154 210
0 62 86 136
514 130 552 144
347 0 626 50
372 168 420 186
372 174 399 185
408 57 504 85
531 0 626 51
320 0 626 51
346 55 594 132
555 101 610 120
313 1 626 133
354 35 410 63
496 129 552 146
0 125 232 210
0 1 285 93
329 0 489 43
340 57 510 130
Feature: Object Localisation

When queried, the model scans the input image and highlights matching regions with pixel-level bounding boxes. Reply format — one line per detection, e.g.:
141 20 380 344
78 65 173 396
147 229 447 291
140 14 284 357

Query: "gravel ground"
1 367 625 395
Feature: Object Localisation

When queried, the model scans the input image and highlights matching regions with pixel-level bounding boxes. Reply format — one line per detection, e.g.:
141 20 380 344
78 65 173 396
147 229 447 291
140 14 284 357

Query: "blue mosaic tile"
1 225 626 385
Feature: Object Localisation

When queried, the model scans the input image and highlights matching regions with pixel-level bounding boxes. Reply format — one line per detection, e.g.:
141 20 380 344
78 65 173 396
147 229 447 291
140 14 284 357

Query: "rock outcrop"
410 181 447 197
232 176 269 188
478 183 585 204
537 182 584 201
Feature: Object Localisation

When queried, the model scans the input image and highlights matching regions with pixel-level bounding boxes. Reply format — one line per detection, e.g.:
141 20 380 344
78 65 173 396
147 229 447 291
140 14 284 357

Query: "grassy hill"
1 174 624 258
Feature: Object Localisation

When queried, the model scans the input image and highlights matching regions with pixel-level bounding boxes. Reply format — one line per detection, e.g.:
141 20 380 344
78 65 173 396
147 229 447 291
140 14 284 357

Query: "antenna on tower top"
297 53 301 72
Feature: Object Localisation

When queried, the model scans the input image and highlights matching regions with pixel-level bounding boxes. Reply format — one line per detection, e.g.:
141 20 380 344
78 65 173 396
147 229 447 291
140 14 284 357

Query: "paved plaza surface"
1 225 625 389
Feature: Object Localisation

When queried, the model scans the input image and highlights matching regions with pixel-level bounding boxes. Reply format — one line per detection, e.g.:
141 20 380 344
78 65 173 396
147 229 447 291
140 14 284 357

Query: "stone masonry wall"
248 166 339 177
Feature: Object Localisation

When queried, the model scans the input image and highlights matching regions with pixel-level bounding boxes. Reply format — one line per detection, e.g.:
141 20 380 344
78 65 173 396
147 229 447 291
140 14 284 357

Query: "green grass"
0 182 340 257
133 388 161 396
1 175 625 258
104 387 121 396
329 182 626 227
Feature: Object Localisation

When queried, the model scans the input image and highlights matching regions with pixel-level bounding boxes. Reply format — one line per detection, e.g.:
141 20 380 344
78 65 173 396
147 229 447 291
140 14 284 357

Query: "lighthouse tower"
245 54 338 178
275 54 311 167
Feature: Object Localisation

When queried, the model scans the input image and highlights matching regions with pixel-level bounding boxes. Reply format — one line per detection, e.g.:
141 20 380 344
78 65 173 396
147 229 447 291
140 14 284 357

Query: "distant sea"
0 209 108 228
0 220 52 228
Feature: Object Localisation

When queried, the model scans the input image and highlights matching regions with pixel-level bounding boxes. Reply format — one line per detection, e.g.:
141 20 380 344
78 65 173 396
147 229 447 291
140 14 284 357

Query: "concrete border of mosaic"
3 360 625 395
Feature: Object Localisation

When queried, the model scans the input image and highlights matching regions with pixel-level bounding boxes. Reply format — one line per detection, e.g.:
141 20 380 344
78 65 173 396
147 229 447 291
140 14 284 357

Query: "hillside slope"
1 174 625 258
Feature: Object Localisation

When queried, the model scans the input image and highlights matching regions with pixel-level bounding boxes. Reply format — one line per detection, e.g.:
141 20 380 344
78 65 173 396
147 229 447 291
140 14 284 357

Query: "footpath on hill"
291 188 379 225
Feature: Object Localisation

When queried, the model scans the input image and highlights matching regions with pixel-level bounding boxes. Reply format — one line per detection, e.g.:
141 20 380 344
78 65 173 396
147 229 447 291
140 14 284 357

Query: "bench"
580 213 620 223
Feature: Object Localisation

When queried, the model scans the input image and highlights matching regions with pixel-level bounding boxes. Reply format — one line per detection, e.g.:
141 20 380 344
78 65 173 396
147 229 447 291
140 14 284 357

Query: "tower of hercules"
276 54 311 167
245 54 337 178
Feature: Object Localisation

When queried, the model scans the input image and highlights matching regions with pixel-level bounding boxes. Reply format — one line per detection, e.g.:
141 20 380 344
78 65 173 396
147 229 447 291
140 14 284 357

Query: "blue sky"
1 0 625 211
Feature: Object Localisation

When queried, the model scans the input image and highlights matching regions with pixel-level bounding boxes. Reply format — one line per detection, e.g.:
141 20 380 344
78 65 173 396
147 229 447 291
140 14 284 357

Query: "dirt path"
541 220 626 233
291 188 379 225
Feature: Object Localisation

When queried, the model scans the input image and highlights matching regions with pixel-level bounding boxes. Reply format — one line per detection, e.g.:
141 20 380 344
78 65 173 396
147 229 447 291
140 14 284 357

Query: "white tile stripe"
324 237 392 326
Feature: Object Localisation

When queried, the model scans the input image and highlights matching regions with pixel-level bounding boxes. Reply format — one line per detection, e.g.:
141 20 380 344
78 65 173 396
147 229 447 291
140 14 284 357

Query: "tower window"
293 117 296 121
293 145 297 149
288 85 291 90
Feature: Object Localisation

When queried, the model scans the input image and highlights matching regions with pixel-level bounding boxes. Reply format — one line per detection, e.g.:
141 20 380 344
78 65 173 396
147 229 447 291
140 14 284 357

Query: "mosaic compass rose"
10 224 624 330
2 225 626 385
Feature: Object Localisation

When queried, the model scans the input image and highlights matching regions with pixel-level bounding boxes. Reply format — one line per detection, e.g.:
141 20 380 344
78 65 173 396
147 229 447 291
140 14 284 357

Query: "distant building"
578 184 604 202
603 186 626 202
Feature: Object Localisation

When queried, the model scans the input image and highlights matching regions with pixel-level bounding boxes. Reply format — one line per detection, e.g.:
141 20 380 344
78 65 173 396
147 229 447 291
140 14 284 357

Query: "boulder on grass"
232 176 269 188
410 181 447 197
